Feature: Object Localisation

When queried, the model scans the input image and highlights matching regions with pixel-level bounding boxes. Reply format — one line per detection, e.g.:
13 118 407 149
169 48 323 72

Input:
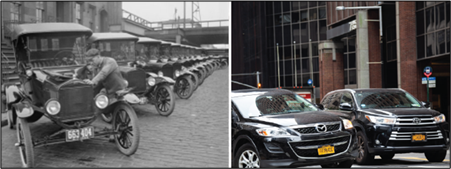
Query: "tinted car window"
354 90 422 109
324 92 342 110
341 92 354 107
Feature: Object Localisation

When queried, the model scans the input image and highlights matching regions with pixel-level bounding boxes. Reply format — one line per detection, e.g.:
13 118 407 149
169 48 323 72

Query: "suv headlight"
95 94 109 109
434 114 446 123
365 115 396 124
342 119 354 129
256 127 291 137
45 99 61 115
175 70 180 77
147 77 156 86
158 71 163 77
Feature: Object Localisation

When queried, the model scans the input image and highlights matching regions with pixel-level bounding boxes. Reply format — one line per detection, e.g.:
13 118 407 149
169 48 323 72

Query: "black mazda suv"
320 88 450 164
231 89 359 168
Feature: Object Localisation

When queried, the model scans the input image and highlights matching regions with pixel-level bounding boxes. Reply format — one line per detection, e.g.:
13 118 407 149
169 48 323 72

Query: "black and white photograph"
1 1 229 167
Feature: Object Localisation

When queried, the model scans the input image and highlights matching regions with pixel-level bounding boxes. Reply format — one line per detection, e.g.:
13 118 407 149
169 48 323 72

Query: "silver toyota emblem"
315 124 327 133
413 117 421 124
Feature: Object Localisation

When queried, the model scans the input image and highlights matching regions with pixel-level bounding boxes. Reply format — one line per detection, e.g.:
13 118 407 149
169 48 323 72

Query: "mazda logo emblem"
413 117 421 124
315 124 327 133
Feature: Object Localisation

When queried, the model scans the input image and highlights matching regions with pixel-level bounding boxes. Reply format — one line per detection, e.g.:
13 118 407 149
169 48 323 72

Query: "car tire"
154 85 175 116
321 159 354 168
17 117 34 167
380 153 395 161
233 143 260 168
112 103 140 156
355 131 374 165
425 150 447 162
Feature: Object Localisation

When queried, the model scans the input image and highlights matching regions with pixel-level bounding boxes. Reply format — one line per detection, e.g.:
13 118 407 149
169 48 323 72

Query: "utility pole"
183 2 186 29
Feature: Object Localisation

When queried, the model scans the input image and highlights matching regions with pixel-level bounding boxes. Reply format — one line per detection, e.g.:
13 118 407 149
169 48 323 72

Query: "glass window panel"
302 74 310 86
344 70 348 85
275 26 282 45
426 33 435 57
285 75 293 87
319 7 326 19
284 46 292 60
436 3 445 29
267 27 274 47
348 53 356 68
349 69 356 84
319 1 326 6
447 29 450 53
267 15 274 27
283 25 291 45
310 21 318 42
274 1 281 14
344 54 348 68
417 36 424 59
309 2 317 7
292 11 300 23
300 10 308 22
348 38 356 52
447 2 450 27
302 58 310 73
392 43 397 61
437 30 445 54
301 44 309 57
284 60 292 75
416 1 424 10
266 2 273 14
292 24 300 43
291 2 299 11
309 8 317 20
295 57 301 74
319 20 327 40
426 1 435 7
311 43 318 56
312 57 319 72
300 2 307 9
40 39 48 51
313 73 319 87
426 7 434 32
275 14 283 25
29 38 37 52
300 23 308 43
282 13 291 24
282 1 290 12
51 39 59 51
416 10 424 35
343 38 348 53
387 25 396 41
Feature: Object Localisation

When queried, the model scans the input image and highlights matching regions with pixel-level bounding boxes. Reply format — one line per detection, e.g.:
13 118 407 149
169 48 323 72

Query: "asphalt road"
1 67 229 168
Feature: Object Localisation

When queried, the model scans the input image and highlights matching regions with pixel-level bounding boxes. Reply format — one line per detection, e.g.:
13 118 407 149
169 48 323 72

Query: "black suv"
320 88 450 164
231 89 358 168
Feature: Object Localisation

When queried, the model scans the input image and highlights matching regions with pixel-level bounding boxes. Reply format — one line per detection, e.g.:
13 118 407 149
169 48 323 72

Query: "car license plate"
412 133 426 142
66 126 94 142
317 145 335 156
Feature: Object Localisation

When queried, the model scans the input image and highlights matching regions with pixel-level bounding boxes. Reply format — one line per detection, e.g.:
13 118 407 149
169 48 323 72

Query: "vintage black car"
320 88 450 164
3 23 140 167
231 89 358 168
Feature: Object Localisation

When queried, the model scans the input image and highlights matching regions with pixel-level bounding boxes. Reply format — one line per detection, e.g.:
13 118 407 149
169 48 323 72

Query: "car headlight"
434 114 446 123
147 77 156 86
124 80 129 87
95 94 109 109
175 70 180 77
256 127 291 137
342 119 354 129
158 71 163 77
45 99 61 115
26 70 33 76
365 115 396 124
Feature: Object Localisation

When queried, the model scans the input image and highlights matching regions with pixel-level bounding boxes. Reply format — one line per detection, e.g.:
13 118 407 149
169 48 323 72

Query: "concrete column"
356 10 370 88
319 40 344 99
397 2 418 97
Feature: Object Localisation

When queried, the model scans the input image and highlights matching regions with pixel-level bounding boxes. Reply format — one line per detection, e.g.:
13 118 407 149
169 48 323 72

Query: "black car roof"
231 88 293 98
12 23 92 40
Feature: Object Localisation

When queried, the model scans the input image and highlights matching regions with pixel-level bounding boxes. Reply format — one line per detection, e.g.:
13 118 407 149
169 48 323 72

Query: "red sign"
297 93 311 100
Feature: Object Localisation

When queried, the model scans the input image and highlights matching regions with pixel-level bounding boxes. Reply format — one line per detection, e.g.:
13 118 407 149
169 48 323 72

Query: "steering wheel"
53 50 77 65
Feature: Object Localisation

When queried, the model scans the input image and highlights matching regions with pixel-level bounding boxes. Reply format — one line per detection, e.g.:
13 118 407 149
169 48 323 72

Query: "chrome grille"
58 85 94 122
288 135 351 158
395 116 436 126
389 130 443 141
291 122 341 134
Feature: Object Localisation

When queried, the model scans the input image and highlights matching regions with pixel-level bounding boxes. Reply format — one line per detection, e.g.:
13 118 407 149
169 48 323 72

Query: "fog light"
285 152 291 158
375 139 381 145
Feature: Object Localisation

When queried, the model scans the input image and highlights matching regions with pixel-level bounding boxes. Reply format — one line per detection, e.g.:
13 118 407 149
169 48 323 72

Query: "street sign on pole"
307 79 312 86
423 66 433 102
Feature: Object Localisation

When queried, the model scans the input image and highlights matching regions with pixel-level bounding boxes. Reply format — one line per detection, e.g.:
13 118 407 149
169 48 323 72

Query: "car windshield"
233 92 318 118
354 90 422 109
27 35 87 64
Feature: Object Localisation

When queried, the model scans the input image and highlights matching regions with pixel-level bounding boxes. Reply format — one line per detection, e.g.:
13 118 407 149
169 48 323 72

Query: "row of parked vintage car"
1 22 228 167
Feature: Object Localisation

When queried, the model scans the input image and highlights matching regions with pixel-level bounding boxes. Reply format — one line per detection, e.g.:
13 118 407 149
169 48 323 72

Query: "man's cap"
86 48 100 57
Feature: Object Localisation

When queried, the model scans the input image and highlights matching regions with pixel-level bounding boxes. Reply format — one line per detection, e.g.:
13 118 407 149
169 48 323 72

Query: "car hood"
359 108 441 117
249 111 343 127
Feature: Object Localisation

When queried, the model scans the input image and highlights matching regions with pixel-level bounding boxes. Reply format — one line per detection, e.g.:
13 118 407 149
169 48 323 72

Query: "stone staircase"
1 41 19 85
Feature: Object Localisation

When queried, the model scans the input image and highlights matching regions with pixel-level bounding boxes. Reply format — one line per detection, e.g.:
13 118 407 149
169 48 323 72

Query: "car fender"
4 85 22 105
100 100 131 115
232 134 259 158
12 101 34 118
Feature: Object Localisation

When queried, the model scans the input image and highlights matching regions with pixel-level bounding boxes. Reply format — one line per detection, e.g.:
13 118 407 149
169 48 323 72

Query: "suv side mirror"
316 103 324 110
421 101 430 108
339 103 353 111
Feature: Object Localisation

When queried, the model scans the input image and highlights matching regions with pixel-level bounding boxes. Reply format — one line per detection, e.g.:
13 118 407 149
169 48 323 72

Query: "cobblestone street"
2 68 229 168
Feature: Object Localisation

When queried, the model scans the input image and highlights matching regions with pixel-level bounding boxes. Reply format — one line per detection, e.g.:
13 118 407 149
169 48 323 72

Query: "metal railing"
122 9 228 30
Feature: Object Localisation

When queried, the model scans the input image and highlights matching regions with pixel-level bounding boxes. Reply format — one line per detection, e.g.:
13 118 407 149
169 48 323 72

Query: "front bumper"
257 129 358 167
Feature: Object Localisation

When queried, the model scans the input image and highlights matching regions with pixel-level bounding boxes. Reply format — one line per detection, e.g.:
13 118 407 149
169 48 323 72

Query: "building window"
36 2 44 22
416 1 449 59
10 2 21 21
343 37 357 85
75 3 82 24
